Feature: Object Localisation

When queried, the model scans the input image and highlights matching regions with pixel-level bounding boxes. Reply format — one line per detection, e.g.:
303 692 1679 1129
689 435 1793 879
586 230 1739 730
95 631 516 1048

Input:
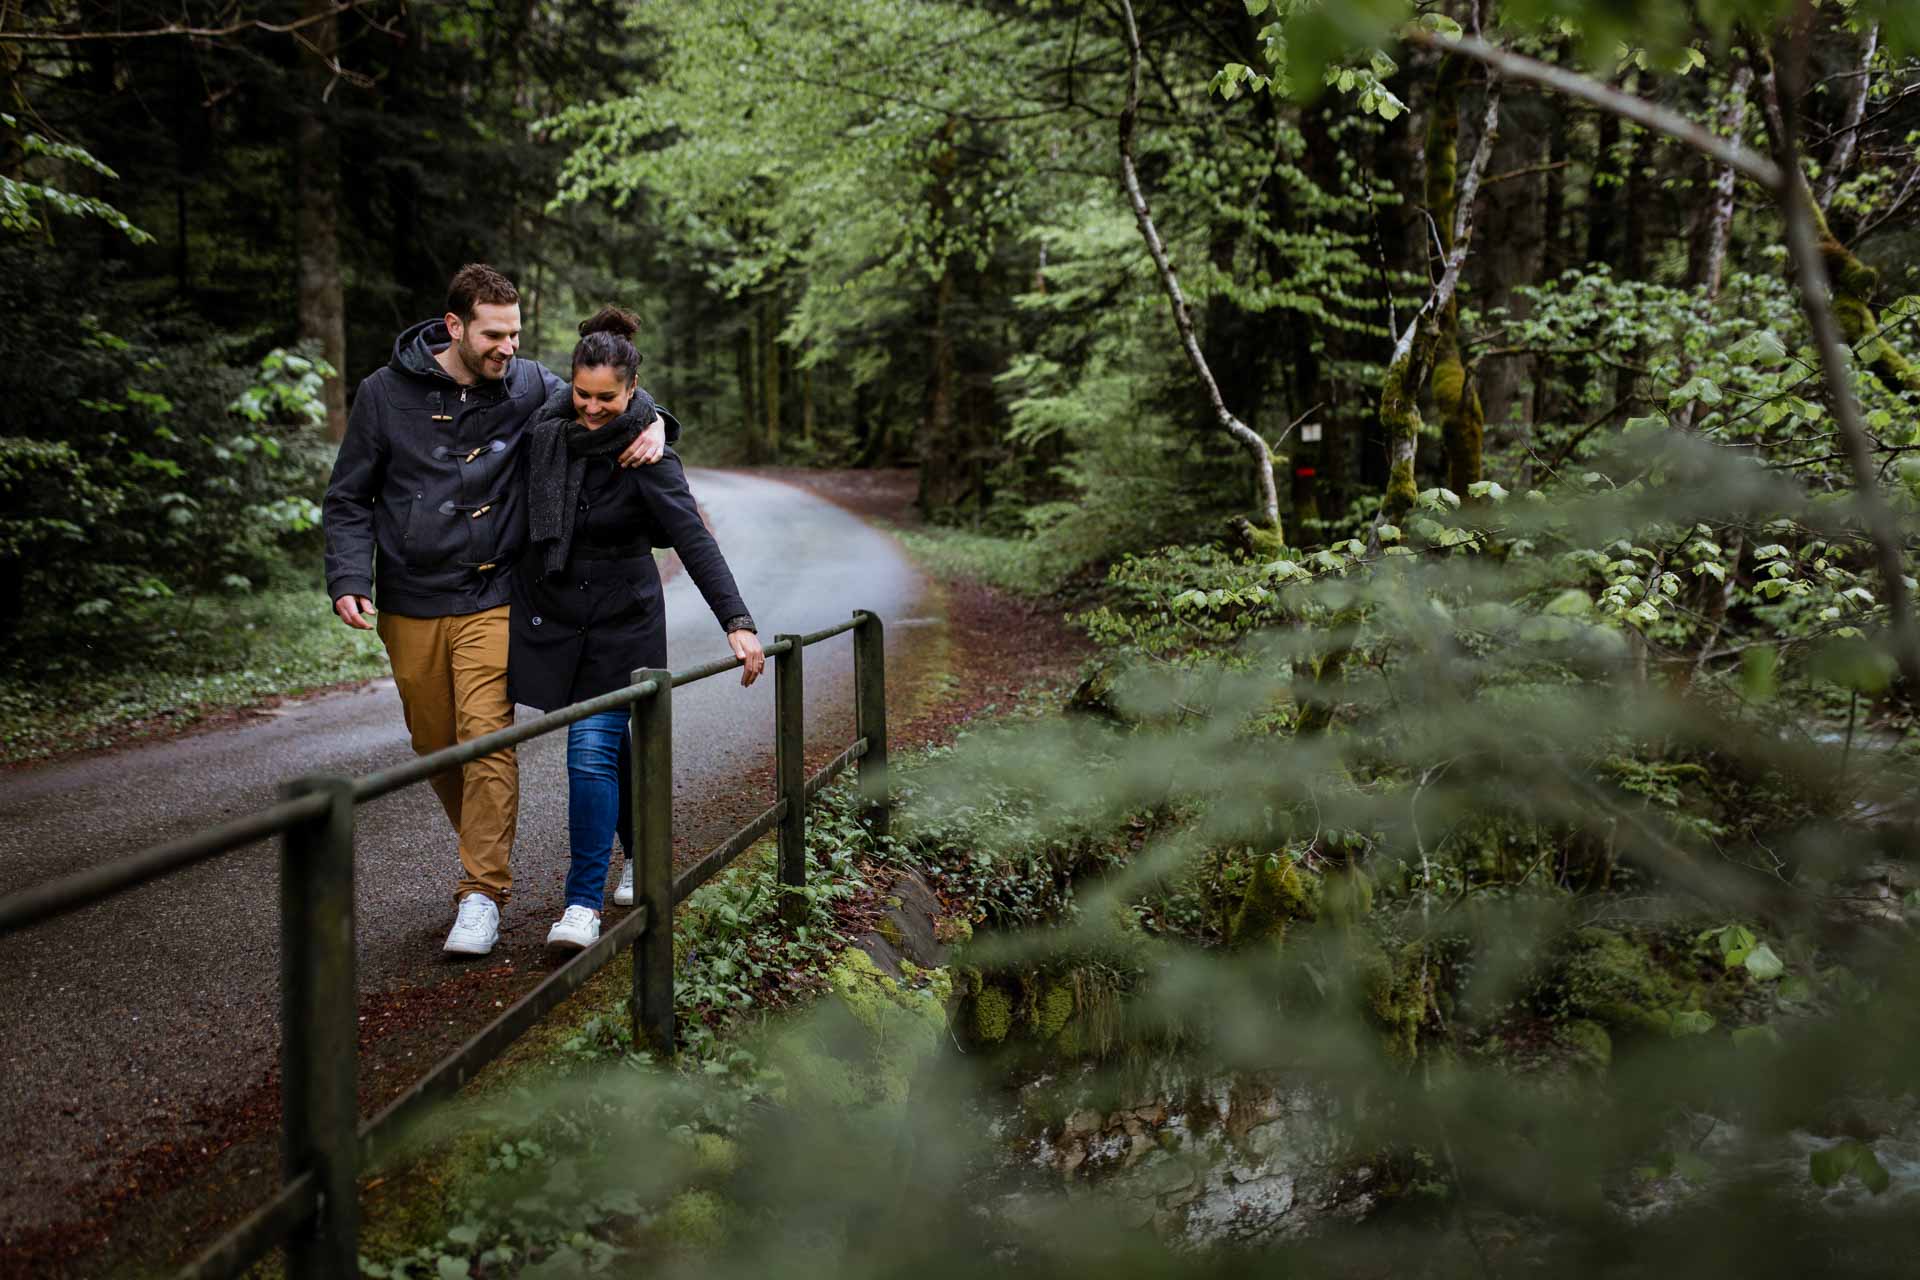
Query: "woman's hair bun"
579 305 641 342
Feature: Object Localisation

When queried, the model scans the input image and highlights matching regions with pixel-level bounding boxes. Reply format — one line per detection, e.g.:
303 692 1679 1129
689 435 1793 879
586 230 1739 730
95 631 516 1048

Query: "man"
323 264 670 956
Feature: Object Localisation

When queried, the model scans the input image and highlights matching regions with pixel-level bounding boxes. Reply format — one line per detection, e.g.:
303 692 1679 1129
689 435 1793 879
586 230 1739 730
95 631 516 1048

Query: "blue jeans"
565 711 633 910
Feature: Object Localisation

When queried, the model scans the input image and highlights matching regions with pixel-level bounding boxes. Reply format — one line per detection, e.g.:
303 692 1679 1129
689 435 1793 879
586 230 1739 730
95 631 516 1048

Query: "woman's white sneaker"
546 905 601 951
614 860 634 906
444 893 500 956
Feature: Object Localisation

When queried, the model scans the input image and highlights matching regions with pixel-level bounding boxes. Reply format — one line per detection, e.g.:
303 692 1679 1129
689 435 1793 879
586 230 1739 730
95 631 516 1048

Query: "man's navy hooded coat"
322 320 681 618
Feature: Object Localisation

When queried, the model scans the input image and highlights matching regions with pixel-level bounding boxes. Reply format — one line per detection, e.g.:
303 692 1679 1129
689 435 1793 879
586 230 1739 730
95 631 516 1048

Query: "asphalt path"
0 468 925 1247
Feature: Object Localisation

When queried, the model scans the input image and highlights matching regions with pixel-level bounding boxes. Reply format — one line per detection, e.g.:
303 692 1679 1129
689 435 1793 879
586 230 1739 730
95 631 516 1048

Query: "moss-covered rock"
1557 927 1688 1037
1558 1019 1612 1071
1052 1017 1086 1059
656 1188 731 1248
1229 856 1316 946
773 947 952 1112
1359 939 1430 1063
1033 980 1076 1040
679 1131 740 1183
972 984 1014 1044
1321 866 1374 926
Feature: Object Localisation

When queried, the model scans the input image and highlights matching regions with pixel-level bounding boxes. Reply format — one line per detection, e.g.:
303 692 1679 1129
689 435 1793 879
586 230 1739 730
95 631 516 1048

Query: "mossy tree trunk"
1426 58 1486 498
1757 56 1920 396
1378 59 1500 526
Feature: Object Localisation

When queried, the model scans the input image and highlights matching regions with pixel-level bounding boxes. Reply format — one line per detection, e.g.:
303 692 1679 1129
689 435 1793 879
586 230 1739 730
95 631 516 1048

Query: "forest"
5 0 1920 1274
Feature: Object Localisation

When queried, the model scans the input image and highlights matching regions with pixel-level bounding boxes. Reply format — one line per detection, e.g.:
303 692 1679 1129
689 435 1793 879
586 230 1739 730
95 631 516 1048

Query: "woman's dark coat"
507 401 750 712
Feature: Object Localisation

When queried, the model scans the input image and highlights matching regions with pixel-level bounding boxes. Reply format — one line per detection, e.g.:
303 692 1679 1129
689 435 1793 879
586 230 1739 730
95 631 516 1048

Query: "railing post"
775 634 807 922
630 669 675 1054
852 610 890 841
279 775 358 1280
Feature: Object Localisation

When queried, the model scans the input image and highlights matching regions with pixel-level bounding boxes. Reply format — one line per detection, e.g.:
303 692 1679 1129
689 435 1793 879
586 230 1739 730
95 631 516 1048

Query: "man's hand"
728 630 766 686
618 414 668 468
334 594 376 630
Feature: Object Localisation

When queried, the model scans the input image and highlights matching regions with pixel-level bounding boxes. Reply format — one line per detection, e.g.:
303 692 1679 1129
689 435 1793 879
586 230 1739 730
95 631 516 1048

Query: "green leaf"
1777 975 1814 1003
1741 646 1779 701
446 1224 481 1247
1543 589 1591 617
1809 1139 1890 1194
1743 942 1785 981
1669 1009 1715 1036
437 1258 472 1280
1858 1149 1892 1195
1810 1142 1857 1188
1671 1151 1712 1182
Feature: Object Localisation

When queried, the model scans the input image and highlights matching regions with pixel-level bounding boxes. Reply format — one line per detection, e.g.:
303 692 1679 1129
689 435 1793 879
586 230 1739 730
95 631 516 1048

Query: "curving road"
0 469 927 1260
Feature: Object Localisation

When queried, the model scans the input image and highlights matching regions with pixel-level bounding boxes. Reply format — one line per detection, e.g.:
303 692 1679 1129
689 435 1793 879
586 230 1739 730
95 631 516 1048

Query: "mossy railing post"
775 633 807 923
629 669 674 1053
278 775 359 1279
852 610 890 840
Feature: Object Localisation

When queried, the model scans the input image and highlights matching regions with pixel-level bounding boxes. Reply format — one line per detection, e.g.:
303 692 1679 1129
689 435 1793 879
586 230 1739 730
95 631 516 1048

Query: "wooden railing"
0 611 889 1278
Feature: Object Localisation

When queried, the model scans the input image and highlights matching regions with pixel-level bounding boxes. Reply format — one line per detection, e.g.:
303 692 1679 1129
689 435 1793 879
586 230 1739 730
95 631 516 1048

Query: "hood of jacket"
390 317 532 388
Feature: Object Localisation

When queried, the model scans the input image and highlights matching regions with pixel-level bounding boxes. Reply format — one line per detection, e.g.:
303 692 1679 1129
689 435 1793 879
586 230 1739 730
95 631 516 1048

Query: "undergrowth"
0 576 386 763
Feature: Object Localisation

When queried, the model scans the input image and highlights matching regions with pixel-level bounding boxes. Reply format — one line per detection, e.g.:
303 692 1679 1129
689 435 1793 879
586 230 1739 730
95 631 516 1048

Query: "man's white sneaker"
444 893 500 956
614 860 634 907
546 905 601 951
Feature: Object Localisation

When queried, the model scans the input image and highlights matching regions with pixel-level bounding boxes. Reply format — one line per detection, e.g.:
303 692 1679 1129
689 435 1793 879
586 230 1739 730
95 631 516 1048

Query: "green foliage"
0 581 387 763
0 242 334 662
0 114 152 245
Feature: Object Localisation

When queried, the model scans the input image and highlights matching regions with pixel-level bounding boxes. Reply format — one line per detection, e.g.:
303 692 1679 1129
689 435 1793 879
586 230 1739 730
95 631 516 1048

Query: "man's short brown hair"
446 263 520 322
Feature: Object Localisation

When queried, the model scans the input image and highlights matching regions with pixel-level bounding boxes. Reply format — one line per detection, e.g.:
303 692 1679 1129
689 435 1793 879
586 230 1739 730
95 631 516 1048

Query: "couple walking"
322 264 764 958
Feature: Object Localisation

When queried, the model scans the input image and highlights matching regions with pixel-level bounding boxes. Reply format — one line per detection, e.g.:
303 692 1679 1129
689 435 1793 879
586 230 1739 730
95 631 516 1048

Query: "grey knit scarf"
526 384 660 576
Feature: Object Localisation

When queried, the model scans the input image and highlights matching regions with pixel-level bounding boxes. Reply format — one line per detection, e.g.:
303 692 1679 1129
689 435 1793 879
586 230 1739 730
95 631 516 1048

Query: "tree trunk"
1428 58 1486 498
293 0 347 439
802 364 815 444
1819 23 1878 215
736 320 762 462
1586 109 1621 267
762 294 781 454
1687 66 1752 297
1477 100 1546 432
1756 61 1920 396
916 266 958 514
1379 64 1501 526
1116 0 1279 536
1623 124 1654 279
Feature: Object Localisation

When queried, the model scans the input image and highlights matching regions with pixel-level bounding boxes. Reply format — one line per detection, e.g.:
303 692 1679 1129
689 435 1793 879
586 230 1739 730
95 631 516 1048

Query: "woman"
510 306 765 952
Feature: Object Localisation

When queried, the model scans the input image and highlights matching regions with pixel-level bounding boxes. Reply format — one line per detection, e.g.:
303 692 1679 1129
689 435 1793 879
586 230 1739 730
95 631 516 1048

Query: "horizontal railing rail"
0 609 889 1280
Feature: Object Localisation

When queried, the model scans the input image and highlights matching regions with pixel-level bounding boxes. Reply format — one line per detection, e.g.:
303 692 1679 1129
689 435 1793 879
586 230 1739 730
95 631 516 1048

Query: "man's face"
446 302 521 381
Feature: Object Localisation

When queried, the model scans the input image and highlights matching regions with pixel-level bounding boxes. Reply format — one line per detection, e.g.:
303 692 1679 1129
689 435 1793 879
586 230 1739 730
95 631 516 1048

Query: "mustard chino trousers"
377 606 517 906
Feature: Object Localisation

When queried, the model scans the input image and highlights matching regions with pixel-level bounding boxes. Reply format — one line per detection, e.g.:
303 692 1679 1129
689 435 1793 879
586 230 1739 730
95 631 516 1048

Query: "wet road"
0 468 925 1244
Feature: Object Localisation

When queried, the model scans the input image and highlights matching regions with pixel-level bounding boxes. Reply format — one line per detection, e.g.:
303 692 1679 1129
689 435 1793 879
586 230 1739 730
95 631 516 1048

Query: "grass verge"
0 582 388 765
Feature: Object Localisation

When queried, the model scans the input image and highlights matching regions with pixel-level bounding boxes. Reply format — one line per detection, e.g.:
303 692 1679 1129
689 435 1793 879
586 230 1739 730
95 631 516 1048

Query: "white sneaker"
444 893 500 956
546 905 601 951
614 860 634 907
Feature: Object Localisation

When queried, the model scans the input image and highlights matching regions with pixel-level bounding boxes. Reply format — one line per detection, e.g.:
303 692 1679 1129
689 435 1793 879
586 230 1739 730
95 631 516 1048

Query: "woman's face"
571 364 634 430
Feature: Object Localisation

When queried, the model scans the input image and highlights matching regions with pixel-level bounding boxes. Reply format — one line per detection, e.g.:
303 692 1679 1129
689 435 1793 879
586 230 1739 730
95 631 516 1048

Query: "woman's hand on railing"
729 630 766 686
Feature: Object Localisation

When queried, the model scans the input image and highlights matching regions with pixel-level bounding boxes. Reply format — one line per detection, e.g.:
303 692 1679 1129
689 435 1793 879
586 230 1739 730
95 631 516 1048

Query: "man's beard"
456 339 504 382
